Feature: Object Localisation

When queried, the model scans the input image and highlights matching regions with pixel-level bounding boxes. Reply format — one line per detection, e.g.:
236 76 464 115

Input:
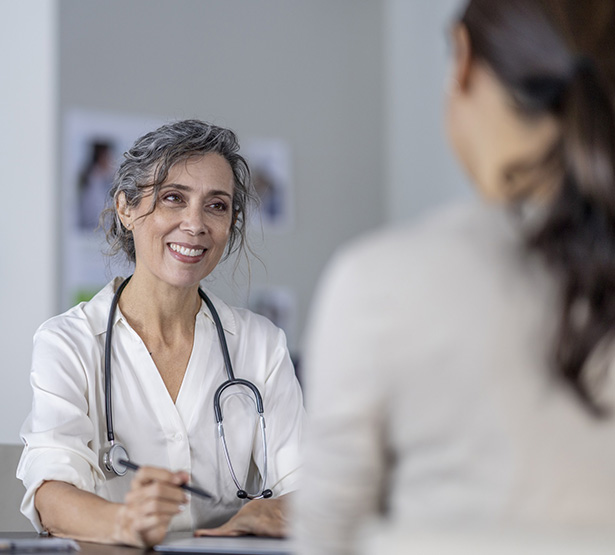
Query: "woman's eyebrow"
208 189 233 199
160 183 232 198
160 183 191 192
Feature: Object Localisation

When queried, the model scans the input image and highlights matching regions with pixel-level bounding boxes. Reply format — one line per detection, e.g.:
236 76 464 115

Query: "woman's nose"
180 205 207 234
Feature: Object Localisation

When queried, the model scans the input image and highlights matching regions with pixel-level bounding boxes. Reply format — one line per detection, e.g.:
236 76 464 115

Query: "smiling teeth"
170 244 205 257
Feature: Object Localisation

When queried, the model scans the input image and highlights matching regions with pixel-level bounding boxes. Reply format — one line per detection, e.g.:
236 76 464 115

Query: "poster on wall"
248 285 297 351
62 109 162 310
243 139 293 232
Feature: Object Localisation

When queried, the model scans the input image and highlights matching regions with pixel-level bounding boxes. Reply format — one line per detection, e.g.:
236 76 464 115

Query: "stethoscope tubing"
103 276 271 500
104 275 131 444
199 287 270 498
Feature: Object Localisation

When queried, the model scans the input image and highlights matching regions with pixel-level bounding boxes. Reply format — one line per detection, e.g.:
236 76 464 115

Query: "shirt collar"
83 278 123 336
83 278 237 336
197 287 237 336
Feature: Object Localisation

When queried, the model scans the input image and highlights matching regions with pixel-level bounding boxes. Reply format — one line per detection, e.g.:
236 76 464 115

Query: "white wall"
0 0 58 444
384 0 470 223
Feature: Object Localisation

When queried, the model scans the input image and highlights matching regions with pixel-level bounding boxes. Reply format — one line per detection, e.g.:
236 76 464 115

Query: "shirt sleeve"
252 318 305 496
292 248 388 555
17 324 105 532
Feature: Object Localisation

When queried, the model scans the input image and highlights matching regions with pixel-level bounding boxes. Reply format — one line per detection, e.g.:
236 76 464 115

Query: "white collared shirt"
17 278 304 532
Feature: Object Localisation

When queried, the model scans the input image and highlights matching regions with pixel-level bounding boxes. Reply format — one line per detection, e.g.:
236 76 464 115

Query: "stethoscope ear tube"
218 413 271 500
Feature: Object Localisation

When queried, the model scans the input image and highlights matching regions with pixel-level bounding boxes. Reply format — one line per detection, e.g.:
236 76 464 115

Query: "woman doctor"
18 120 303 547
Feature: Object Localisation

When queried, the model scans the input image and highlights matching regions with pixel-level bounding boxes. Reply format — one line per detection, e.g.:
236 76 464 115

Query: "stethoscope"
101 276 273 500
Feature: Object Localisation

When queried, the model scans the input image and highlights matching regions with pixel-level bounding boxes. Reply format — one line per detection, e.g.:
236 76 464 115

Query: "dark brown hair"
461 0 615 414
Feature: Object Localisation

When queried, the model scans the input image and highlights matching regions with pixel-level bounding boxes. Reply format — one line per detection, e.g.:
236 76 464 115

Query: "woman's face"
120 152 235 290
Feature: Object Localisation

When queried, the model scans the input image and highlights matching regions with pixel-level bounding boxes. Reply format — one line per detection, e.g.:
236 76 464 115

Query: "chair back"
0 444 32 532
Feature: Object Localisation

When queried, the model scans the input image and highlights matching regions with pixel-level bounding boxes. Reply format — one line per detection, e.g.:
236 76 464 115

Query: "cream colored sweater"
294 202 615 555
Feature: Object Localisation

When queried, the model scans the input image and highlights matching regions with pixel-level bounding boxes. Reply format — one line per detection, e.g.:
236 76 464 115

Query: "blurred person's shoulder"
329 201 518 282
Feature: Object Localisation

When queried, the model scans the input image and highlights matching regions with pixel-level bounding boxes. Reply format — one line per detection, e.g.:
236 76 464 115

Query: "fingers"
125 490 185 518
195 524 242 537
129 467 188 504
126 478 187 506
117 466 190 547
194 507 251 538
115 501 176 547
131 466 189 490
194 498 287 538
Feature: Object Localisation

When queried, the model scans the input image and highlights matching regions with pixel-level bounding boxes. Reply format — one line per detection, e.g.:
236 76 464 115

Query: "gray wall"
384 0 469 222
59 0 386 352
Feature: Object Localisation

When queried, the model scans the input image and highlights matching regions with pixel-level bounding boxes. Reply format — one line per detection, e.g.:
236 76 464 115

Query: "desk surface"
0 532 293 555
0 532 143 555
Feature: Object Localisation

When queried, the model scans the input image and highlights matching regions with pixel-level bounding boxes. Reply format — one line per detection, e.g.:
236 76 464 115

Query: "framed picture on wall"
61 109 162 309
243 139 293 232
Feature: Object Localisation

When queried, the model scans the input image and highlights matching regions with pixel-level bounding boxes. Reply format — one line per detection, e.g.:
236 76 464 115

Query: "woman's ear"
116 192 133 230
451 23 473 92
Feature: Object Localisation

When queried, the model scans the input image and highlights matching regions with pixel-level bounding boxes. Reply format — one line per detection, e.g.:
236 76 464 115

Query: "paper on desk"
0 538 80 552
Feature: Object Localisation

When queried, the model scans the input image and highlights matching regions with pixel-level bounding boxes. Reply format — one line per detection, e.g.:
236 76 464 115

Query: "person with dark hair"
77 141 115 231
18 120 304 546
294 1 615 553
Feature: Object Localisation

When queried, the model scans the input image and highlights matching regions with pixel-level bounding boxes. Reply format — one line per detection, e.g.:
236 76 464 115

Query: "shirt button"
173 432 184 441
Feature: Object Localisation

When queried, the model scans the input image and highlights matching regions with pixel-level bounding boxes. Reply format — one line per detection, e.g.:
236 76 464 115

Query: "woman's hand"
194 495 289 538
114 466 189 547
35 470 189 547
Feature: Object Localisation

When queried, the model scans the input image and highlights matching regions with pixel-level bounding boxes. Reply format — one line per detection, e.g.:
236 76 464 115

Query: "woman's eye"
208 201 228 212
162 193 183 203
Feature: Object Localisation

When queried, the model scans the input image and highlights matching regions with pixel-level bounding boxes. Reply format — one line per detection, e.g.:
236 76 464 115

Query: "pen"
119 459 213 499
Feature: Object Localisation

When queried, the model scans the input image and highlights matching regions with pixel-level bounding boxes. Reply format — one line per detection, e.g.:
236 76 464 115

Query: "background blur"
0 0 467 445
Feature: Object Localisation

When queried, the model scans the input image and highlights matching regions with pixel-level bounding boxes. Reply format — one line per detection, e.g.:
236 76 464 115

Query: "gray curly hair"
102 119 256 263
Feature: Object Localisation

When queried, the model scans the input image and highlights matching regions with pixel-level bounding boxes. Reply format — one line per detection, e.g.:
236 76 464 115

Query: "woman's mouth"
169 243 206 259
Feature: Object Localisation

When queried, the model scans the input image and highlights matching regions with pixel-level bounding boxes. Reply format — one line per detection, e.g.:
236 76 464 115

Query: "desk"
0 532 293 555
0 532 145 555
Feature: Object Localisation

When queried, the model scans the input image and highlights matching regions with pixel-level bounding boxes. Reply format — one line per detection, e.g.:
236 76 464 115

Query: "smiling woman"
104 120 253 266
17 120 305 547
116 154 236 291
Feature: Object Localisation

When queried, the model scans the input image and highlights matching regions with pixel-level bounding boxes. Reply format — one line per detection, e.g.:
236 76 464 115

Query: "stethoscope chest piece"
103 443 129 476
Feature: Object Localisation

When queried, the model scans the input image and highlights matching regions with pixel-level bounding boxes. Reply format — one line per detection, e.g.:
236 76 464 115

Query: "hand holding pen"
119 458 212 499
114 463 193 547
